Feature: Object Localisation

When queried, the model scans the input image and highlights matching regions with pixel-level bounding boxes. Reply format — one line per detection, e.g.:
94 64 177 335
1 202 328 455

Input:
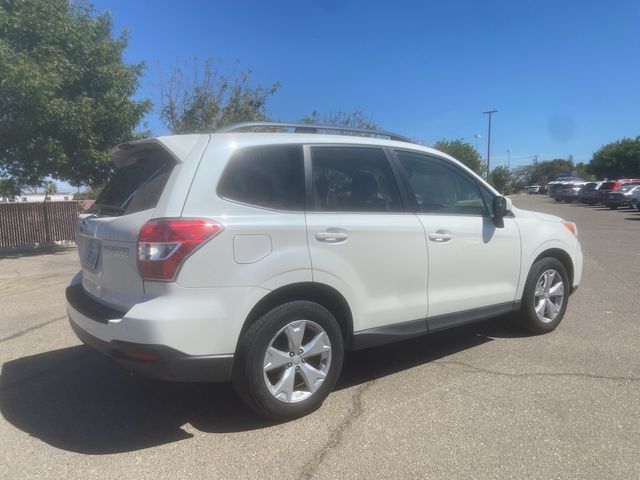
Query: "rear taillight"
137 218 223 281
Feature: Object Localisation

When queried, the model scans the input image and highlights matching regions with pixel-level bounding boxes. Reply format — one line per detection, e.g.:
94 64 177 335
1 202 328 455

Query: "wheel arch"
532 248 574 291
238 282 354 350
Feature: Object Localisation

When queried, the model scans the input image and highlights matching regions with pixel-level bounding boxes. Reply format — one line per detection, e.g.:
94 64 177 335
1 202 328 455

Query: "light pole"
473 133 481 152
507 149 511 169
483 109 497 179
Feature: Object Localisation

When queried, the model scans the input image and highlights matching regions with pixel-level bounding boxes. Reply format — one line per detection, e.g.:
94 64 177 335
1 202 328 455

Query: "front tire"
232 301 344 420
518 258 569 334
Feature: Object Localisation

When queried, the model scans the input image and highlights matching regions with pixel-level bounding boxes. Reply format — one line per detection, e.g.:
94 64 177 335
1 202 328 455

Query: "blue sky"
87 0 639 170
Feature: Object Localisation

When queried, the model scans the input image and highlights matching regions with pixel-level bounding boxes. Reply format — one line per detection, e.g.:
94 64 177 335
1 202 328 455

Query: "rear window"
90 156 174 216
217 144 304 210
311 147 403 212
619 183 640 191
598 182 615 190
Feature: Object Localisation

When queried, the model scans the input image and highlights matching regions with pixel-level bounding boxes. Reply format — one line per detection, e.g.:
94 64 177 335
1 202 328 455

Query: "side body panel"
418 214 521 318
305 213 428 333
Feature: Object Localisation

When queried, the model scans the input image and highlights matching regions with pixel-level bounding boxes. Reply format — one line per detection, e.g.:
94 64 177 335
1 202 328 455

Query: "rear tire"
517 258 569 334
232 301 344 420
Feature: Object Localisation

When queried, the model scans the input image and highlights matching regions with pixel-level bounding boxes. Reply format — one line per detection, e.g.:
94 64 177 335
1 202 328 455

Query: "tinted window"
311 147 402 212
599 182 615 190
91 156 174 216
396 150 488 215
217 145 304 210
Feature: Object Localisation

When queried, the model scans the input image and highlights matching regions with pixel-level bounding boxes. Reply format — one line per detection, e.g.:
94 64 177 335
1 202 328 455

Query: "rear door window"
311 146 403 212
217 144 304 210
90 156 174 216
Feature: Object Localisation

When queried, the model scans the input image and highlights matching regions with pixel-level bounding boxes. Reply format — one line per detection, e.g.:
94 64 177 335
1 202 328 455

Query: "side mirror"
492 196 511 226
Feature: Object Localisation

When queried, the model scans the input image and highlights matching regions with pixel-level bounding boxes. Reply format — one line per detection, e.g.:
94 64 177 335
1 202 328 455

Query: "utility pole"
507 149 511 169
473 133 481 152
483 109 497 179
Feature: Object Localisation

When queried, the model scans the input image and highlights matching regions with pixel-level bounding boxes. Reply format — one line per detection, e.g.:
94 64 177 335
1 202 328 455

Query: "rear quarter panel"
177 138 312 290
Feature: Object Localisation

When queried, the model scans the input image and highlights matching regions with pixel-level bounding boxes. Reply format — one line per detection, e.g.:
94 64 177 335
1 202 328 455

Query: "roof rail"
215 122 413 143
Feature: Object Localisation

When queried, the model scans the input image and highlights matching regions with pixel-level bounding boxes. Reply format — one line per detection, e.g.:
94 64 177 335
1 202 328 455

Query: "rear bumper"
66 284 234 382
69 316 233 382
602 198 628 206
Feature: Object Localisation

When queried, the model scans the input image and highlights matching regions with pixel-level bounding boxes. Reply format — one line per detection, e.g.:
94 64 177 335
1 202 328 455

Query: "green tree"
512 165 533 187
530 158 574 185
44 180 57 195
575 161 593 180
73 187 99 200
432 139 485 175
588 136 640 179
159 58 279 134
0 0 150 188
0 177 20 196
299 110 378 130
488 165 513 194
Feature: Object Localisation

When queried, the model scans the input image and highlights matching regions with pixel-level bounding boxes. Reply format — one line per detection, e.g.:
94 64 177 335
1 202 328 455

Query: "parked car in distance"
630 187 640 211
558 182 587 203
548 177 585 202
581 182 609 205
527 185 548 194
578 182 601 204
603 183 640 209
547 181 564 202
592 179 640 205
66 122 583 420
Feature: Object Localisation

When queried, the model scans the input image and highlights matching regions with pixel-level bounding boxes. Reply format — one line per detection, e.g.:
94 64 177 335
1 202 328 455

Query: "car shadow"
0 315 524 454
337 314 522 390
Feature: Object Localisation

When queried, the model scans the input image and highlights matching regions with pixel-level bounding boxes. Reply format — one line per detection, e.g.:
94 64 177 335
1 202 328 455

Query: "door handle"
428 230 453 243
315 230 349 243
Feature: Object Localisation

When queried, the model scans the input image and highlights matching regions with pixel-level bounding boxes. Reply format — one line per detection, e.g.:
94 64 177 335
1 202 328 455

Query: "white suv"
67 122 583 419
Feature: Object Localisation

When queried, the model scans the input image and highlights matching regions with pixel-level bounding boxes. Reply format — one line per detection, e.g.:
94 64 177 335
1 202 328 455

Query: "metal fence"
0 201 83 249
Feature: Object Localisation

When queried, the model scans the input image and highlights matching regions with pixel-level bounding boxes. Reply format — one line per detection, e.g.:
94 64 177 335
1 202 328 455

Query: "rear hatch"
596 181 616 198
76 140 178 311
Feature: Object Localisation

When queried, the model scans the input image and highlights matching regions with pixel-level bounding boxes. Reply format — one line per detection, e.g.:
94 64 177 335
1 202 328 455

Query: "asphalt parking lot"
1 195 639 479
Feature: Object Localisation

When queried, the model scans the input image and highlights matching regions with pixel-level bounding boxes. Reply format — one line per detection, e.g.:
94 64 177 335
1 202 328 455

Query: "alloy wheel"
534 269 565 323
262 320 332 403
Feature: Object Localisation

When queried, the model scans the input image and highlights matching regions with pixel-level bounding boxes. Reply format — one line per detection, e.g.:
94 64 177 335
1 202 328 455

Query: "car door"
392 149 521 330
305 145 428 340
